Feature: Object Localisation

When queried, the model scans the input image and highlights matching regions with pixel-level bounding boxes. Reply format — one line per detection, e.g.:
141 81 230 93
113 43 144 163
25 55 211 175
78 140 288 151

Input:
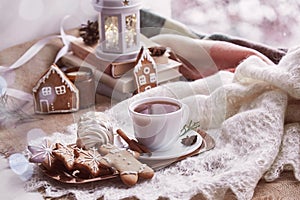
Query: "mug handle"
181 103 190 128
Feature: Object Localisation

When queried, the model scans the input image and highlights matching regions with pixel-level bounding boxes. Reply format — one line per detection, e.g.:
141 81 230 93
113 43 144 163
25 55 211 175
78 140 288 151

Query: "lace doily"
25 48 300 200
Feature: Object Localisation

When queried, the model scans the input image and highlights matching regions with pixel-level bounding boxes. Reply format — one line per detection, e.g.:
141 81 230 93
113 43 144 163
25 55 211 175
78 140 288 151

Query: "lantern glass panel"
125 14 137 49
104 16 119 50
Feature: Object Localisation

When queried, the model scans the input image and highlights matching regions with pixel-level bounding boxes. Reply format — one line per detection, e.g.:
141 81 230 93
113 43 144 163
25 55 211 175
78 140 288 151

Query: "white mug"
128 97 189 151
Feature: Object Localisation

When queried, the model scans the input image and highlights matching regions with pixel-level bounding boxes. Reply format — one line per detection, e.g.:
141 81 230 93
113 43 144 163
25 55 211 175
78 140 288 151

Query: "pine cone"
148 46 167 57
79 20 99 46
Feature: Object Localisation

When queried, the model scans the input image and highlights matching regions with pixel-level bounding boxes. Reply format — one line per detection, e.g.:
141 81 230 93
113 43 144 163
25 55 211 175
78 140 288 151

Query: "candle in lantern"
105 16 119 50
92 0 142 62
125 14 137 48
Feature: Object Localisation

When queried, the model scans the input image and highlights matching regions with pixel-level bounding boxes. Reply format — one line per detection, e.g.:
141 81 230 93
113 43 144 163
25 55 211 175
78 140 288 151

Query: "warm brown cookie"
74 147 107 177
98 144 154 186
52 143 76 171
28 139 56 170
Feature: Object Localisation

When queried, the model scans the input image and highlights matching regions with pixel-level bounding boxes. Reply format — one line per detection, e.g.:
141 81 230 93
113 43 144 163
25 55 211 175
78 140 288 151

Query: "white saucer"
139 130 202 161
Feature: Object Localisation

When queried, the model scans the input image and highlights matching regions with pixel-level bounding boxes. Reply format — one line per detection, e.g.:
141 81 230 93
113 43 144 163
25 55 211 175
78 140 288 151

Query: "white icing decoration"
134 47 157 73
76 148 102 173
102 157 111 164
28 139 55 166
138 164 146 173
120 171 138 175
127 149 137 157
33 64 77 93
54 145 74 163
109 149 120 154
104 144 114 149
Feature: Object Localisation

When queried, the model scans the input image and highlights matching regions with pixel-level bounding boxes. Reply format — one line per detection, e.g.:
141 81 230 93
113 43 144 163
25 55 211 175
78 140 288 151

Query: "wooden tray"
40 164 119 184
40 130 214 183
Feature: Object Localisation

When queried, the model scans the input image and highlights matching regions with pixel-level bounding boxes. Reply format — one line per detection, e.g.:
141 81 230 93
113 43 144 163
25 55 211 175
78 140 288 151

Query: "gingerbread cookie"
28 139 56 170
32 64 79 114
133 47 158 93
98 144 154 186
74 147 108 177
28 141 114 179
52 143 76 171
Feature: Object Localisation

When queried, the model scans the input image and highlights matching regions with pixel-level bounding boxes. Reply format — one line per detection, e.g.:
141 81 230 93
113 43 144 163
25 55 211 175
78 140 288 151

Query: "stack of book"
58 36 183 101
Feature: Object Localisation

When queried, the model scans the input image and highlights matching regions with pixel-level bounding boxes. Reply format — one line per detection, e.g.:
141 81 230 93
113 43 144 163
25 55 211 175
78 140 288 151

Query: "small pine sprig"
79 20 99 46
180 120 201 136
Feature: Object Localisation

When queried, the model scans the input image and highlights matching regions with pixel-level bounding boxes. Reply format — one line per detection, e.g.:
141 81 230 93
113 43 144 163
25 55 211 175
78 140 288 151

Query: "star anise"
181 135 198 146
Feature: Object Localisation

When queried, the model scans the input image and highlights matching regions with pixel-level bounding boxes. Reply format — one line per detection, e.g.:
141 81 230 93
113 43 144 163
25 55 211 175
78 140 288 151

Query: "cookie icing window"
139 75 146 85
150 73 156 83
41 87 52 96
55 85 66 95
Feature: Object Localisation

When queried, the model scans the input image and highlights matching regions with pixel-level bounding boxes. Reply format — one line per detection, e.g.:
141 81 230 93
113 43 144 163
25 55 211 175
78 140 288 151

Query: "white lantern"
93 0 142 62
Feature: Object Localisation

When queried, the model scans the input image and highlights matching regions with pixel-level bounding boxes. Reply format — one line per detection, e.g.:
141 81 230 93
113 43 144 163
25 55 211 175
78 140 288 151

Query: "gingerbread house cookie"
134 47 158 93
32 64 79 114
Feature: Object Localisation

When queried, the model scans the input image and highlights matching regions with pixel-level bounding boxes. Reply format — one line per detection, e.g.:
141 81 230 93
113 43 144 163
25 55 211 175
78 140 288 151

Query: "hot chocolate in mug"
128 97 189 151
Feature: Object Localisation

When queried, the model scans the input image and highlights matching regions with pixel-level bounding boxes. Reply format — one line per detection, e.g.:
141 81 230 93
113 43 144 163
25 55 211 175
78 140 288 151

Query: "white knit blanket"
26 41 300 200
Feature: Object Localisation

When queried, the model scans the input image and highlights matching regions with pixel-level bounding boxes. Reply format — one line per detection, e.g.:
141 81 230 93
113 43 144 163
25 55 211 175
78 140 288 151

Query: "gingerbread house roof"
134 47 157 73
32 64 78 93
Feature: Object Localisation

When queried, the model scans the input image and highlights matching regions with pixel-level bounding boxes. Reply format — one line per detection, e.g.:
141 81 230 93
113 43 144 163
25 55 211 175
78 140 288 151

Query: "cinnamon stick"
116 129 132 144
131 140 151 154
116 129 151 154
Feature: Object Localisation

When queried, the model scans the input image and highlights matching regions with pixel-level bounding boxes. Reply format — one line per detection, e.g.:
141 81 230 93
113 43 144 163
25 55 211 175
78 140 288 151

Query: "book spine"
111 61 135 78
71 40 135 78
71 42 112 75
157 67 182 83
59 54 135 93
96 83 133 101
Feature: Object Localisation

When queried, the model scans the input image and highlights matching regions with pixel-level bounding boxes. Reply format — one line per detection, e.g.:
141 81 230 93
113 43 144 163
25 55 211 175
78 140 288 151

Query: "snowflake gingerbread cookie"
52 143 76 171
28 139 56 170
74 147 107 177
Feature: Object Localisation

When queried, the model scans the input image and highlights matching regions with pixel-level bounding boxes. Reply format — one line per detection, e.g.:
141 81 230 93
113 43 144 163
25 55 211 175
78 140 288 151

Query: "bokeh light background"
0 0 97 51
0 0 299 50
171 0 300 48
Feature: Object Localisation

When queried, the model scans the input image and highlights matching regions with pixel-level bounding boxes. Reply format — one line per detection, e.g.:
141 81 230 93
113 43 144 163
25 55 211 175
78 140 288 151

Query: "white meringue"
77 111 114 149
